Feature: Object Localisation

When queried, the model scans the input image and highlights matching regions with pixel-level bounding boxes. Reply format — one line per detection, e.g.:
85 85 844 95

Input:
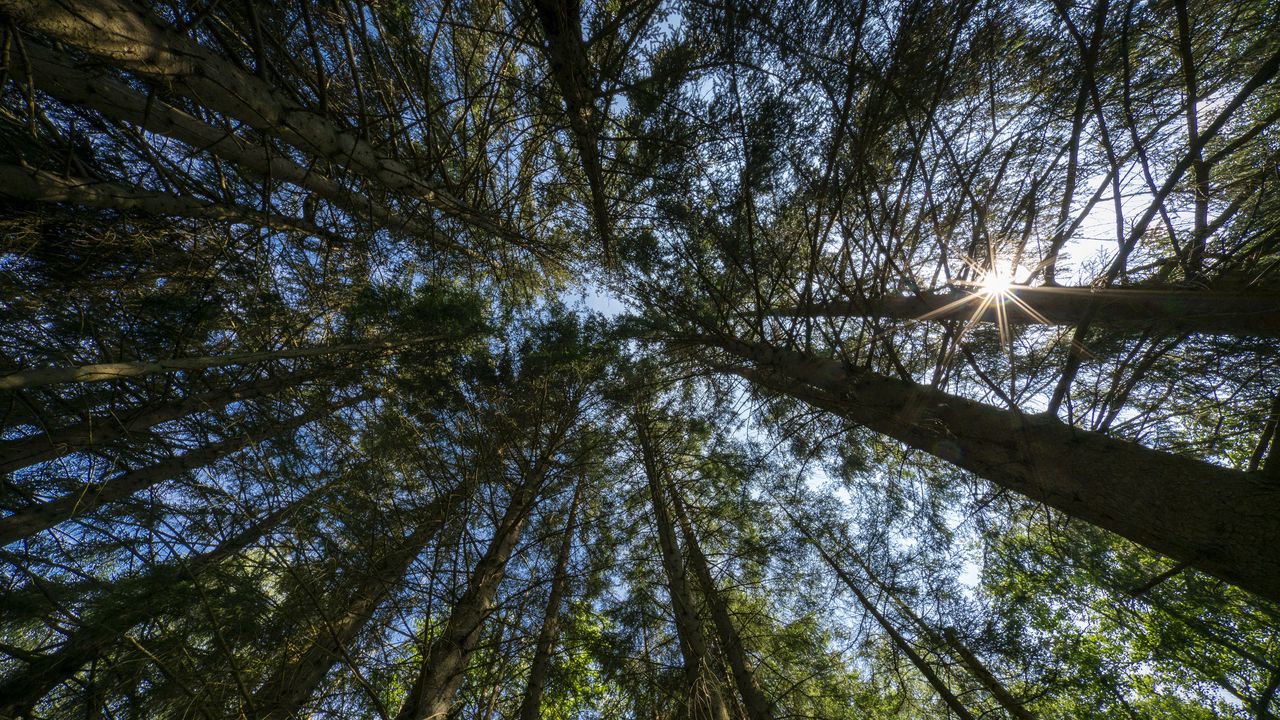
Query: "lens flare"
978 268 1013 297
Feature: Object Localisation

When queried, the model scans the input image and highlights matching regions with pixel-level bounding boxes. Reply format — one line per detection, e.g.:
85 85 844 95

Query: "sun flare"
978 267 1014 297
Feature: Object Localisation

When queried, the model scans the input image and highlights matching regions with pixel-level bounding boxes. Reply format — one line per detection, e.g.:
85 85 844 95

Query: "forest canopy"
0 0 1278 718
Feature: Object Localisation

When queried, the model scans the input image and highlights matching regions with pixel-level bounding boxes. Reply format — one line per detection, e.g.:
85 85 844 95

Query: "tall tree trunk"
0 394 365 545
1250 394 1280 478
941 628 1037 720
704 334 1280 603
635 416 732 720
0 0 516 250
0 164 338 243
664 476 774 720
516 477 584 720
16 42 463 257
394 442 563 720
0 490 315 717
532 0 615 263
767 287 1280 338
0 369 316 474
249 479 473 720
0 338 411 391
799 528 977 720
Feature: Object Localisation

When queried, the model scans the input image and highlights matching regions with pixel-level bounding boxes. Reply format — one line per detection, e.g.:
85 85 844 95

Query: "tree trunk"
16 42 474 260
516 477 584 720
635 416 732 720
800 529 977 720
532 0 615 263
0 394 365 545
941 628 1037 720
768 287 1280 338
0 164 338 243
0 0 515 250
0 369 316 474
249 480 472 720
394 442 563 720
0 339 410 391
1250 394 1280 478
665 477 774 720
706 335 1280 603
0 491 315 718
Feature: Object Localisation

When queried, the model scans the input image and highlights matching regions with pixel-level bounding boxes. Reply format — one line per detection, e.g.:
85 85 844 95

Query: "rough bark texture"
0 494 311 717
0 395 363 545
770 287 1280 338
636 417 732 720
0 370 314 474
711 335 1280 603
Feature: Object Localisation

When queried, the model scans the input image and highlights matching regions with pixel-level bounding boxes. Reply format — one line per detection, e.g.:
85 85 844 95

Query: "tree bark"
0 490 315 718
0 369 316 474
394 430 568 720
0 0 516 250
635 415 732 720
665 476 774 720
516 477 584 720
805 526 1037 720
706 335 1280 603
1251 394 1280 478
0 394 365 545
16 42 478 260
249 480 473 720
0 164 339 243
532 0 615 263
768 287 1280 338
0 338 410 391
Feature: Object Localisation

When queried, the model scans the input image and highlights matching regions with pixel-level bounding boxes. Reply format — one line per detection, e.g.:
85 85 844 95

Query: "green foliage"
2 0 1278 718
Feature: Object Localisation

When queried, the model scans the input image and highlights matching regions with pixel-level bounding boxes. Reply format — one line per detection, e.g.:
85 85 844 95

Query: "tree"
1 0 1278 717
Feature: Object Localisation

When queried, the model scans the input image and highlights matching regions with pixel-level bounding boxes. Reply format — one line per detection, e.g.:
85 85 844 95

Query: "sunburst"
918 256 1091 380
917 257 1048 375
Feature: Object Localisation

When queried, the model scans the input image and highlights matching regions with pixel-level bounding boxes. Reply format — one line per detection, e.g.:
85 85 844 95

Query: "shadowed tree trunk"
15 42 465 255
0 490 317 717
0 164 338 242
0 0 517 250
768 287 1280 338
0 369 317 474
531 0 615 263
249 479 475 720
635 415 732 720
0 393 366 545
702 334 1280 603
394 424 572 720
792 513 1036 720
516 477 584 720
664 473 774 720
